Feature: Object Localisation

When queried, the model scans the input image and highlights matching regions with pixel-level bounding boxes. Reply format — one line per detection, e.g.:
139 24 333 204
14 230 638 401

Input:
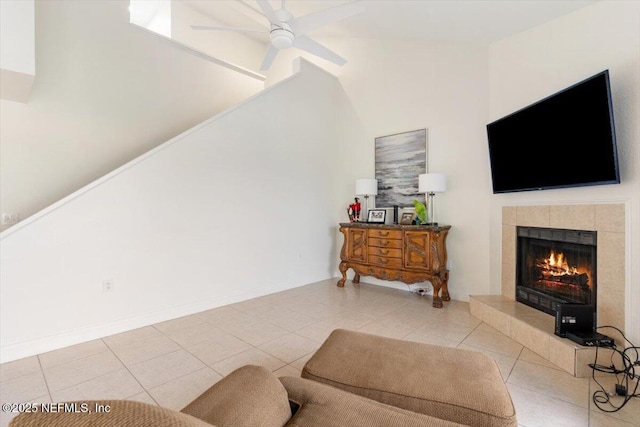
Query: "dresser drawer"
368 247 402 258
368 229 402 240
368 256 403 268
368 238 403 249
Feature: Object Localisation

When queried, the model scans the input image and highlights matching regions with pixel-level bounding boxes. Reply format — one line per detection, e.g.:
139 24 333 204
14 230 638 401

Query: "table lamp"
355 178 378 222
418 173 446 225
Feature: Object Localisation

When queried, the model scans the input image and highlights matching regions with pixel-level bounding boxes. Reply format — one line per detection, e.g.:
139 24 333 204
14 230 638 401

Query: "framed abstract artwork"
375 129 427 207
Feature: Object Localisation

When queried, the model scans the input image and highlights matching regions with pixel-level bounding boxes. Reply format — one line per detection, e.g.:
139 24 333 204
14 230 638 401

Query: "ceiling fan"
191 0 365 71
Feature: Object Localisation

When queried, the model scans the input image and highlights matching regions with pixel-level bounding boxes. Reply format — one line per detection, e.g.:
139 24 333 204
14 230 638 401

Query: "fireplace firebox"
516 227 596 316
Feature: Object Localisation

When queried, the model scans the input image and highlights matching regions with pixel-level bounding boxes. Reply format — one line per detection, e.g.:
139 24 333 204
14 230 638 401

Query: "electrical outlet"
102 280 113 293
1 213 19 226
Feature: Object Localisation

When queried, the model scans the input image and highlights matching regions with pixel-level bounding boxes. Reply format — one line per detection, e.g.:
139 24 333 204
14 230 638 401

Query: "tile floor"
1 279 638 427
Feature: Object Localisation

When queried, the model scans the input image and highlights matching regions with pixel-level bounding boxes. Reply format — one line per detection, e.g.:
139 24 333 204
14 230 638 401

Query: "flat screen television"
486 70 620 193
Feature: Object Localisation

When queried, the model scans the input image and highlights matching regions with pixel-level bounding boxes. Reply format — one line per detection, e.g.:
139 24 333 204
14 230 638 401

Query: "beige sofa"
11 329 517 427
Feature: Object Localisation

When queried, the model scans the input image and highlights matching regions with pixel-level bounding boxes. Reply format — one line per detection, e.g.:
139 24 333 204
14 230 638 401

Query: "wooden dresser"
338 223 451 308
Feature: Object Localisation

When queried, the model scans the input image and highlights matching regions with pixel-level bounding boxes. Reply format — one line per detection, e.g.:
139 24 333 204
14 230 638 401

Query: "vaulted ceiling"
183 0 598 42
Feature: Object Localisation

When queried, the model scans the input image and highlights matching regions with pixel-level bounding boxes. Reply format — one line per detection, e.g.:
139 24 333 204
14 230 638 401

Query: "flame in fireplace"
545 251 579 276
534 249 591 293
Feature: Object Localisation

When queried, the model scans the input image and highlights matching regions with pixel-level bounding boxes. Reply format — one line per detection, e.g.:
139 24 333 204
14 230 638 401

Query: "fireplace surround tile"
501 225 516 298
595 203 625 233
511 318 549 359
550 204 595 231
549 335 577 375
597 231 625 294
470 295 592 377
484 305 511 336
597 290 625 344
502 206 517 225
516 205 550 227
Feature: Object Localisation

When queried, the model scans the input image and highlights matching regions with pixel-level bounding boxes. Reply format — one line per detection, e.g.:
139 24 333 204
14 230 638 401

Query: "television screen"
487 70 620 193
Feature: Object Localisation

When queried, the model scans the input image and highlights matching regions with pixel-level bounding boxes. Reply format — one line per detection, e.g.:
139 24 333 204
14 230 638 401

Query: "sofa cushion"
302 329 517 427
181 365 291 427
10 400 214 427
280 376 465 427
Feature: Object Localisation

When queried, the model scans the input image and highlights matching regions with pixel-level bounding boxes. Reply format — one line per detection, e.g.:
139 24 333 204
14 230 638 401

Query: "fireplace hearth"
486 204 626 377
517 226 596 316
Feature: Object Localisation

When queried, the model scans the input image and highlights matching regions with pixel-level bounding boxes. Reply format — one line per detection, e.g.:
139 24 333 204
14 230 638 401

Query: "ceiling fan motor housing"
270 25 294 49
192 2 363 70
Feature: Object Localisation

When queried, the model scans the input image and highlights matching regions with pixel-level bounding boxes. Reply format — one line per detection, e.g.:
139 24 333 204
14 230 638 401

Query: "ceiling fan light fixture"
192 1 364 70
270 28 294 49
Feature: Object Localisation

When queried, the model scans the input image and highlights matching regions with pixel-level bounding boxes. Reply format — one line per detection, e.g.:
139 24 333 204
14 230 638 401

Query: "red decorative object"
347 198 361 222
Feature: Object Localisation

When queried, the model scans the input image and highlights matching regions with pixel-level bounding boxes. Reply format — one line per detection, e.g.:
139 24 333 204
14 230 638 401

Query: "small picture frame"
367 209 386 224
400 212 415 225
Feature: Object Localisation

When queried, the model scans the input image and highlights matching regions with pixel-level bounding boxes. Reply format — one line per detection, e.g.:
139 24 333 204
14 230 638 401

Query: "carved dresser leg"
431 278 443 308
353 273 360 284
432 296 443 309
338 262 348 287
440 271 451 301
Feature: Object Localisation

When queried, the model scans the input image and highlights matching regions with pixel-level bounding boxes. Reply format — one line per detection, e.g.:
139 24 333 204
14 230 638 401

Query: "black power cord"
589 326 639 413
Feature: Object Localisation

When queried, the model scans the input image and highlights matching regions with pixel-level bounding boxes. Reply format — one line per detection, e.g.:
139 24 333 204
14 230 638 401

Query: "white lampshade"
419 173 446 193
355 179 378 196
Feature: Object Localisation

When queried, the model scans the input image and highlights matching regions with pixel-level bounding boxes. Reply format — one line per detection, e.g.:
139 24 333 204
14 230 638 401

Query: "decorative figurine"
347 198 361 222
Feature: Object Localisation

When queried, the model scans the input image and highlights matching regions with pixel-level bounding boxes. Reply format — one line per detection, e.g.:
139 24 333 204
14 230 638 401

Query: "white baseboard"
0 282 296 363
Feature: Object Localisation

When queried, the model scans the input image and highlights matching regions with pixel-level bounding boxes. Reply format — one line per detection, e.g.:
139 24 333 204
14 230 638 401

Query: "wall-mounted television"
486 70 620 193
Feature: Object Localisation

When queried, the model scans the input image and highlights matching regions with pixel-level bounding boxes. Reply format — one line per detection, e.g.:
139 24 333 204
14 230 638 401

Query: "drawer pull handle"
378 231 390 237
379 258 389 264
380 240 390 246
378 249 389 255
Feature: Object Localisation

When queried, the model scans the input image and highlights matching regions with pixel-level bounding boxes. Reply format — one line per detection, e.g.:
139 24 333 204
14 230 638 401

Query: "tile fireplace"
516 226 596 316
469 204 625 377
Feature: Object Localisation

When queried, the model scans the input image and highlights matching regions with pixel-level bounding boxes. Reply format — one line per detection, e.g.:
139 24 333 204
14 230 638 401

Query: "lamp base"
426 192 438 226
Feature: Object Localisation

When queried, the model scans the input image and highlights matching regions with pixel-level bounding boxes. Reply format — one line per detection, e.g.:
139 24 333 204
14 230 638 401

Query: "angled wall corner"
0 59 347 363
0 0 35 103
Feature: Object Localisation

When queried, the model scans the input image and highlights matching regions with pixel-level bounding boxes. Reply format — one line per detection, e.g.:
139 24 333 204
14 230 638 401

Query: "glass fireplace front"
516 227 597 316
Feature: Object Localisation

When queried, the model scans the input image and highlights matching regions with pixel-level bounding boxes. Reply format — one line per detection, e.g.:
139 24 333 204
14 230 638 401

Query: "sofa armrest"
10 400 214 427
181 365 291 427
280 376 465 427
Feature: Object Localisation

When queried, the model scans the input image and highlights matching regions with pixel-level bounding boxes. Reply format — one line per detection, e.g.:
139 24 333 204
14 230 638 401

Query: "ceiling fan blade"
260 45 280 71
191 25 268 34
293 36 346 66
291 1 365 36
256 0 281 26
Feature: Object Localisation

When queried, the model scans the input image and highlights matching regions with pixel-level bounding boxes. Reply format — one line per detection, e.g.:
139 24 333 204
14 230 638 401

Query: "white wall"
0 59 346 363
0 0 263 231
270 38 491 300
332 39 491 302
488 1 640 342
0 0 35 103
0 0 34 76
129 0 172 38
170 1 266 71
